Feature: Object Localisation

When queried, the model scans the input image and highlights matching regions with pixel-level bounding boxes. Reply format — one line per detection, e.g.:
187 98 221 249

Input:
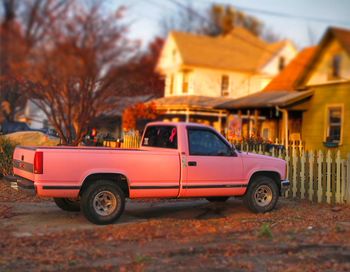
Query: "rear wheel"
206 196 229 202
80 180 125 225
243 176 279 213
54 198 80 212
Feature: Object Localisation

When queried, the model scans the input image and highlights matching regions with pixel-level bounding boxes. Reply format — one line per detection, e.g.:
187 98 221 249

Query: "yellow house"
299 27 350 154
152 27 297 132
218 27 350 155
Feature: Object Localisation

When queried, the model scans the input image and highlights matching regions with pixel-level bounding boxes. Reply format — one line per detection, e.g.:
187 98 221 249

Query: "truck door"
182 127 245 197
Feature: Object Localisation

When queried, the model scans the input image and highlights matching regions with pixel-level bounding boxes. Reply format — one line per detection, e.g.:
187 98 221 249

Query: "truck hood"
239 151 284 162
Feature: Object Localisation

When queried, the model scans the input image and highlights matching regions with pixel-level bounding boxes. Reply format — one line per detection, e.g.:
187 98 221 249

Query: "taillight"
34 151 43 174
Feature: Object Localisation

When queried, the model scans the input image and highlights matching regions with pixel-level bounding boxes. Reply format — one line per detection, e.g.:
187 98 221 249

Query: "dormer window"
221 75 229 96
278 56 285 71
331 55 341 79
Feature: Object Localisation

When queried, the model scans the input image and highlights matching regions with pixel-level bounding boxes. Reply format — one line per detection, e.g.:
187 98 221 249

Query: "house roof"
151 95 233 110
330 27 350 55
216 90 314 109
103 95 155 116
263 46 318 92
170 27 290 73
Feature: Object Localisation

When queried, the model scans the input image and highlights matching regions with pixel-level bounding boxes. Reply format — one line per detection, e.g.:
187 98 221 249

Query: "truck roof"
146 121 214 130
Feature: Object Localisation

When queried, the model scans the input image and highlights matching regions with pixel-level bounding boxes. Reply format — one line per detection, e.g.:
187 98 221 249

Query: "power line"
198 0 350 26
166 0 319 70
164 0 350 84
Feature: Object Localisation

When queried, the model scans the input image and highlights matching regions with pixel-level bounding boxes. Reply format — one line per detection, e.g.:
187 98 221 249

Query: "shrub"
0 136 17 176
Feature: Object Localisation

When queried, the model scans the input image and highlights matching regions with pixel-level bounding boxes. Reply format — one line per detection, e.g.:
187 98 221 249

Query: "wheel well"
80 173 130 197
248 171 281 193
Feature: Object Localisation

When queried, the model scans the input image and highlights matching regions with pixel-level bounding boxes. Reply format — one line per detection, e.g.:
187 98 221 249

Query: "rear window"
142 126 177 149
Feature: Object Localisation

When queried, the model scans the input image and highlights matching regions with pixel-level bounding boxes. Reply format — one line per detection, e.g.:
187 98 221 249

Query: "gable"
156 35 183 74
261 40 298 76
304 39 350 86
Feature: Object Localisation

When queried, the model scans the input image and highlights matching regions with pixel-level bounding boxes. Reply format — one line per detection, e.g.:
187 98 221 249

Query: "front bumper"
3 175 36 196
280 179 290 195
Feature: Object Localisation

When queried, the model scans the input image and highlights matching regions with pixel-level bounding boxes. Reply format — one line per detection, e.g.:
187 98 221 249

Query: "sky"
109 0 350 49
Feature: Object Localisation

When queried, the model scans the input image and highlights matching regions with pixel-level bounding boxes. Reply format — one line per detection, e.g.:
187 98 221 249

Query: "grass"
258 223 273 239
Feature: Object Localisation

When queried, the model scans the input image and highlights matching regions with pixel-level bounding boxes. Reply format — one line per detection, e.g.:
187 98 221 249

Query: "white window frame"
324 104 344 145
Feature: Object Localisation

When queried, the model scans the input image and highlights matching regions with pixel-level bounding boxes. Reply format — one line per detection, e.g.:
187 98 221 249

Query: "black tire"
243 176 279 213
54 198 80 212
206 196 229 202
80 180 125 225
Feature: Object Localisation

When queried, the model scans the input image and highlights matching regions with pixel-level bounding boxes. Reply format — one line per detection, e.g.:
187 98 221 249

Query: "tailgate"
13 146 37 181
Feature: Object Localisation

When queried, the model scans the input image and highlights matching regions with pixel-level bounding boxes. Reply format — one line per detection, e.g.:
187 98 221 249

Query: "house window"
331 55 341 79
221 75 229 96
169 74 174 95
182 71 190 93
278 56 285 71
326 106 343 143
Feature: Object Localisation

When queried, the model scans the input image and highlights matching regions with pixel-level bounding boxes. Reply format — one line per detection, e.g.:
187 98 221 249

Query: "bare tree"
24 3 137 145
0 0 71 122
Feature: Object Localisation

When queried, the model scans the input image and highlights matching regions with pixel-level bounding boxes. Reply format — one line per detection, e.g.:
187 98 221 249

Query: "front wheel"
80 180 125 225
243 176 279 213
54 198 80 212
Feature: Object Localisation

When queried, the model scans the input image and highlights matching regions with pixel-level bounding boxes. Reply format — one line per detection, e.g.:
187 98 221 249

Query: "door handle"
188 161 197 166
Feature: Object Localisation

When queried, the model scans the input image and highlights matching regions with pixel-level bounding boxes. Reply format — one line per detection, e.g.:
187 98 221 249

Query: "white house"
152 27 297 132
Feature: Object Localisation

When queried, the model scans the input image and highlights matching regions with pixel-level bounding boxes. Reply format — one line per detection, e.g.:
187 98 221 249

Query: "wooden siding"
302 82 350 155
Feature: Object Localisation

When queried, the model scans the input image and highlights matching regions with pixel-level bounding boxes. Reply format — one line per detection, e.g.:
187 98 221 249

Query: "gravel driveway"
1 180 350 271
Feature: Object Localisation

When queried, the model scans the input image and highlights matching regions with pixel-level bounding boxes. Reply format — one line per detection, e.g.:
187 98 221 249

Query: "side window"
326 106 342 143
188 129 232 156
142 126 177 149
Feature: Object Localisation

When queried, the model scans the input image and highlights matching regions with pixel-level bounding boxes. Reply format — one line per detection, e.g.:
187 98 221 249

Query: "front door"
182 127 244 197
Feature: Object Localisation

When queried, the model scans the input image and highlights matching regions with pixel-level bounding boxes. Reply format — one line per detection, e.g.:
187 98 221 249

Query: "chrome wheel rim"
93 191 117 216
254 185 273 207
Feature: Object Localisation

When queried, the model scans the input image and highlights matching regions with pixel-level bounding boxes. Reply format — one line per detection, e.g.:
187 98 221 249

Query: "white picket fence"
104 133 350 205
247 146 350 205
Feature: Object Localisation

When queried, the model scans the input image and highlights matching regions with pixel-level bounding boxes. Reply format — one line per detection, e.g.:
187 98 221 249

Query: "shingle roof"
331 27 350 55
151 95 233 110
263 46 317 92
171 27 289 73
103 95 155 116
216 90 314 109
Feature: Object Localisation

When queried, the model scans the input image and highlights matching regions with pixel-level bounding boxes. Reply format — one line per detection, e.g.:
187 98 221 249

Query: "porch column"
185 108 190 122
276 106 289 149
218 110 222 131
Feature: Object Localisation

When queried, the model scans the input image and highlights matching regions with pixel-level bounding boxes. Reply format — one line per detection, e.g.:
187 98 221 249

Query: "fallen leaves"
0 182 350 271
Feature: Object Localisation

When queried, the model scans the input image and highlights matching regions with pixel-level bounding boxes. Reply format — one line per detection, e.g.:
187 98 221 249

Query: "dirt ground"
0 180 350 272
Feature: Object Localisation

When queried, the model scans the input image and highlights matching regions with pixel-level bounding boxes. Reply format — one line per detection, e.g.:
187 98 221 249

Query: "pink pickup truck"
4 122 289 224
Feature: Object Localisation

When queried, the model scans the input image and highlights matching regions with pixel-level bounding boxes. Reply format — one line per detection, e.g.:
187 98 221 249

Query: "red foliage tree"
110 37 165 98
122 102 157 131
